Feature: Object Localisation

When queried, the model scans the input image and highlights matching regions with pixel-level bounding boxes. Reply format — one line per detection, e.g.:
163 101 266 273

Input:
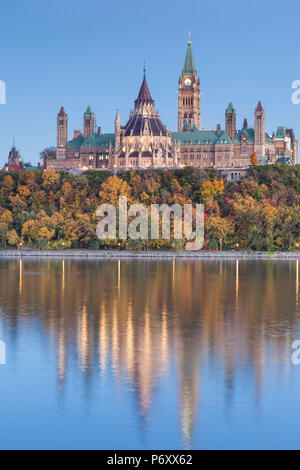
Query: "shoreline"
0 249 300 259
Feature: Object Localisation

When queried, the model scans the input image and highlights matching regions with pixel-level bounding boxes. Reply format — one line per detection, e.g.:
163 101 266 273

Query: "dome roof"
123 115 167 137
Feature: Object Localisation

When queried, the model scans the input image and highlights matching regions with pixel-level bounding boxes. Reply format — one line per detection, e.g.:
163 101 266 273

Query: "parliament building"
46 40 298 179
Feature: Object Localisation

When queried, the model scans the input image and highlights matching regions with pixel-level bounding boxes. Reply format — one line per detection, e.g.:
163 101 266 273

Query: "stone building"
112 72 179 169
3 142 39 172
7 144 23 168
46 39 298 174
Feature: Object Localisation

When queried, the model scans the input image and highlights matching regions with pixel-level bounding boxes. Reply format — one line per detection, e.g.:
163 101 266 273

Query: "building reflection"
0 258 299 448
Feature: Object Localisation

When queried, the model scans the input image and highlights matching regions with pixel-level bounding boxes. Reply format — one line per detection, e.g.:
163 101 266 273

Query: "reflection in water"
0 258 299 449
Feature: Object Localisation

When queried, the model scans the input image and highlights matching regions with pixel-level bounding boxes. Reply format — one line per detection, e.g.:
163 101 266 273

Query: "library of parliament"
46 39 298 179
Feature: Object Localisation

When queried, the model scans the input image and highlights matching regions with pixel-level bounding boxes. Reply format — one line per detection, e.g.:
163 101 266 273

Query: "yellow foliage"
201 179 224 199
0 210 13 225
213 179 224 194
21 219 39 241
3 175 14 191
7 229 19 246
206 215 234 250
18 185 31 198
38 226 54 240
99 175 132 206
42 168 60 188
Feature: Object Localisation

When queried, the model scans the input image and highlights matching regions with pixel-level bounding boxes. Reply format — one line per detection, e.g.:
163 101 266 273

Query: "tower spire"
178 37 200 131
183 38 195 75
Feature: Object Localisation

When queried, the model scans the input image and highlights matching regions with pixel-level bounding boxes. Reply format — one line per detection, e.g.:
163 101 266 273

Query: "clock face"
184 78 192 86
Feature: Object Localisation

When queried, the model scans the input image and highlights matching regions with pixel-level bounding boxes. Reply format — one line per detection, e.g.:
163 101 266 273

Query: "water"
0 258 299 450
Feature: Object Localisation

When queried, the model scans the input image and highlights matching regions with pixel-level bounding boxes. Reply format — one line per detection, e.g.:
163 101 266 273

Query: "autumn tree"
250 152 258 166
42 168 60 190
7 229 20 247
205 216 234 250
99 175 132 206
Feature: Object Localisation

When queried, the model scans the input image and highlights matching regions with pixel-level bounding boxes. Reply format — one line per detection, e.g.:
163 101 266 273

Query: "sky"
0 0 299 167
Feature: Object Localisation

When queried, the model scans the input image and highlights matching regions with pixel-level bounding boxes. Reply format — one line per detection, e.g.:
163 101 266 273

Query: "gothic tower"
83 106 95 140
57 106 68 159
225 102 236 143
178 37 200 131
115 109 121 150
254 101 265 157
57 106 68 148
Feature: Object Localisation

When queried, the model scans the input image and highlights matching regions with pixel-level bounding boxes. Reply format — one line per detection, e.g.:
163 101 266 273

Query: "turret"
83 106 94 140
134 72 154 116
57 106 68 148
115 109 121 149
254 101 265 157
225 102 236 142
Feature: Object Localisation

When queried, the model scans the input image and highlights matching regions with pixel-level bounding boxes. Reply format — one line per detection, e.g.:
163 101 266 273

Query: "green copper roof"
265 132 274 145
172 130 232 146
226 102 234 113
67 133 115 149
183 119 190 131
234 128 255 143
81 133 115 147
85 105 93 116
183 41 195 75
216 131 233 145
275 126 285 139
67 133 85 148
24 166 38 171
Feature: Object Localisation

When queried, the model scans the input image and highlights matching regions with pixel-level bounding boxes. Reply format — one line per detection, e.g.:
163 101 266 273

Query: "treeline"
0 165 299 251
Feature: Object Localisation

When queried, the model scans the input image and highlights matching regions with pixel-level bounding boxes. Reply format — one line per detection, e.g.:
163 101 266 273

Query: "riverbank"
1 249 300 259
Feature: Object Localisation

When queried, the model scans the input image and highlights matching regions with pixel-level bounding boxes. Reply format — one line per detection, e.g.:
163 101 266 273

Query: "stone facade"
46 40 298 174
112 74 179 169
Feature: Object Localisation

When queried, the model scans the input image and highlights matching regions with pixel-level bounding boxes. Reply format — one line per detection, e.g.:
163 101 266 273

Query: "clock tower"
178 37 200 131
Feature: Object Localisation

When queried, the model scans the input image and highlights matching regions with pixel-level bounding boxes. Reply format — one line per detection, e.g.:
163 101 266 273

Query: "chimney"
216 124 221 136
97 126 101 136
243 118 248 129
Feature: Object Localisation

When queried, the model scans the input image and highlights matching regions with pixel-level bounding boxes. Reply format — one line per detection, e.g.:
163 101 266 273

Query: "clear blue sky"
0 0 299 166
